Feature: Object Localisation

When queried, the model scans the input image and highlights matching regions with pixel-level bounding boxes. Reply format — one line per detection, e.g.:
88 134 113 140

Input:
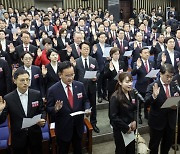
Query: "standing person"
110 72 136 154
46 61 91 154
0 69 46 154
145 64 179 154
73 41 100 133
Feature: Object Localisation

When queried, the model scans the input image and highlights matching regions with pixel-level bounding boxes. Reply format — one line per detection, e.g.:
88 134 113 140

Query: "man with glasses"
47 61 91 154
145 63 179 154
0 69 46 154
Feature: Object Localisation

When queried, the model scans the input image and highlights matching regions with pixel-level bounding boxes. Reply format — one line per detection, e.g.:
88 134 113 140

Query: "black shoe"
172 144 179 151
98 97 102 103
139 118 143 124
92 124 100 133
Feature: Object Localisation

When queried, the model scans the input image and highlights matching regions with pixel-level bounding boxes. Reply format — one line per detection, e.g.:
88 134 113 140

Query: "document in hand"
121 131 135 147
145 69 160 78
103 47 112 57
84 71 97 79
161 96 180 108
22 114 41 129
123 50 133 57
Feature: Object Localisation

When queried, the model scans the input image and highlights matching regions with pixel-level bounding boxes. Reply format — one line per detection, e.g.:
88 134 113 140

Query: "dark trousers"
57 128 82 154
138 92 148 119
113 129 135 154
97 71 107 98
149 125 175 154
87 86 97 125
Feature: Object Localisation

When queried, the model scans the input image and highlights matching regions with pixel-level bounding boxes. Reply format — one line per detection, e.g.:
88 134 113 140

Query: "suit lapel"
27 90 32 117
72 82 78 111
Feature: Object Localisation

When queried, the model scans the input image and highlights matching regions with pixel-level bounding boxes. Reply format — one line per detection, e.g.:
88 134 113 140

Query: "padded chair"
41 121 50 154
0 118 10 154
132 75 137 88
50 118 93 154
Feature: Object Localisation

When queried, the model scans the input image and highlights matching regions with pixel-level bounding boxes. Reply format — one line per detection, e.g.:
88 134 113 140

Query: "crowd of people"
0 3 180 154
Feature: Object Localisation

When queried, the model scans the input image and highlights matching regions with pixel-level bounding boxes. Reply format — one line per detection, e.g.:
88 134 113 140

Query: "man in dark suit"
19 52 44 98
145 64 179 154
92 32 110 102
11 31 38 65
157 37 180 74
174 29 180 51
130 32 147 68
0 59 12 97
131 47 154 123
73 41 100 133
0 69 46 154
7 16 20 31
46 61 90 154
70 31 83 59
150 34 166 67
0 19 13 41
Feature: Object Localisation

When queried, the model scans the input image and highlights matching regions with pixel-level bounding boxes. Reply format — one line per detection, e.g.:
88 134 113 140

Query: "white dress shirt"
160 78 171 97
61 80 73 97
24 66 32 86
142 59 149 72
17 89 29 116
0 39 6 51
112 59 119 73
167 49 175 66
159 43 165 52
81 56 89 68
51 63 57 74
99 43 105 54
23 44 30 51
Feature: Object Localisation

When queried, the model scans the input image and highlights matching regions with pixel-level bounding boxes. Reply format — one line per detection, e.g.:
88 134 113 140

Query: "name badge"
176 58 179 62
32 101 39 107
0 67 3 72
77 93 83 99
90 64 95 69
132 99 136 104
34 74 39 79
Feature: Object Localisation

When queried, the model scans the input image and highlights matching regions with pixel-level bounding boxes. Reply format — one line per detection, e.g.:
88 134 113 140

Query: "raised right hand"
0 96 6 112
161 53 166 64
54 100 63 112
136 58 142 68
109 61 114 70
93 44 98 53
37 48 42 57
41 65 47 76
152 83 160 98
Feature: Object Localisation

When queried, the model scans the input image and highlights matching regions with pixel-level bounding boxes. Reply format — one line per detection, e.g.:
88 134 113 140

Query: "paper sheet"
123 50 133 57
50 122 55 129
103 47 112 57
22 114 41 129
161 96 180 108
70 111 85 116
121 124 135 147
84 71 97 79
145 69 160 78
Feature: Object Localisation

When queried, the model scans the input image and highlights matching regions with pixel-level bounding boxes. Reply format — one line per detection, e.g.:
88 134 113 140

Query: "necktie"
139 43 142 48
67 85 73 108
178 40 180 47
120 41 123 52
164 84 170 98
77 45 81 56
145 61 149 72
126 33 129 41
25 47 28 51
84 58 89 70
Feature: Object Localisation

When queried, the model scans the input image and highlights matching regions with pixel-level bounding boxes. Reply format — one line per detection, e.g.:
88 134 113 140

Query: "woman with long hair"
110 72 136 154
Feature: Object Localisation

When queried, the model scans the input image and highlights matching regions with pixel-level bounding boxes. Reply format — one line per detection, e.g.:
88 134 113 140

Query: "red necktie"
145 61 149 72
25 47 28 51
120 41 123 52
164 84 170 98
67 85 74 108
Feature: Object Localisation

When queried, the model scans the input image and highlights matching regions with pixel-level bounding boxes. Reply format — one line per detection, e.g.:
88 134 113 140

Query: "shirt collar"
160 78 168 86
24 66 31 70
17 88 28 96
61 80 72 89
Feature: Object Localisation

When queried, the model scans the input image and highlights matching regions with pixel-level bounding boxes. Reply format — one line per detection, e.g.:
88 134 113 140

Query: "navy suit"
157 50 180 74
174 38 180 52
70 43 80 60
145 79 178 154
46 80 90 154
39 25 55 38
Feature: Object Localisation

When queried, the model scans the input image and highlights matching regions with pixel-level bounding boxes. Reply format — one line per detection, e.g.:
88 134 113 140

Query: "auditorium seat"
149 55 154 62
41 121 50 154
0 118 10 154
50 118 93 154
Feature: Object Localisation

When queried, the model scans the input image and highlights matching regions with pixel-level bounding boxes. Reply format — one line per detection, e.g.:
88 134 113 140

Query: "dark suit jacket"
39 25 55 38
0 59 12 97
7 23 20 31
70 43 80 59
91 43 110 72
44 63 60 94
157 50 180 74
75 56 99 93
145 79 178 130
174 38 180 52
46 80 90 142
131 59 154 93
110 91 137 133
104 61 125 96
13 44 38 65
19 65 44 97
0 89 46 148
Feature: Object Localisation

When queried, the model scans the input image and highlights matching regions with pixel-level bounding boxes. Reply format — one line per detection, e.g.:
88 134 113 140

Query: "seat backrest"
41 121 50 141
0 119 9 149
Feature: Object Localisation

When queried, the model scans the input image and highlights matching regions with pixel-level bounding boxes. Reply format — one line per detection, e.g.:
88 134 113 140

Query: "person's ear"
118 81 122 86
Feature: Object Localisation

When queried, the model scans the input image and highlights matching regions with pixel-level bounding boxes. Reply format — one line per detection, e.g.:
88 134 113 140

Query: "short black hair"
14 69 29 79
97 32 107 38
42 38 52 46
21 51 34 59
164 37 175 44
139 47 150 53
160 63 174 74
58 61 74 74
21 31 30 37
46 48 58 60
79 41 90 49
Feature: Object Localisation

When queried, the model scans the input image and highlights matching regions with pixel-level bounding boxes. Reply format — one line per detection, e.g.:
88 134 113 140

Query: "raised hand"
53 38 58 46
35 39 40 47
54 100 63 112
136 58 142 68
113 42 117 47
152 83 160 99
70 56 76 66
134 41 138 49
9 43 15 53
109 61 114 71
0 96 6 112
161 53 166 64
93 44 98 53
37 48 42 57
152 40 157 47
41 65 47 77
66 44 72 54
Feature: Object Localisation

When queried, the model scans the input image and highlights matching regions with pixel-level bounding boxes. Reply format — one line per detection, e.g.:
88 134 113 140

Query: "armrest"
84 118 93 131
8 115 11 146
84 118 92 154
